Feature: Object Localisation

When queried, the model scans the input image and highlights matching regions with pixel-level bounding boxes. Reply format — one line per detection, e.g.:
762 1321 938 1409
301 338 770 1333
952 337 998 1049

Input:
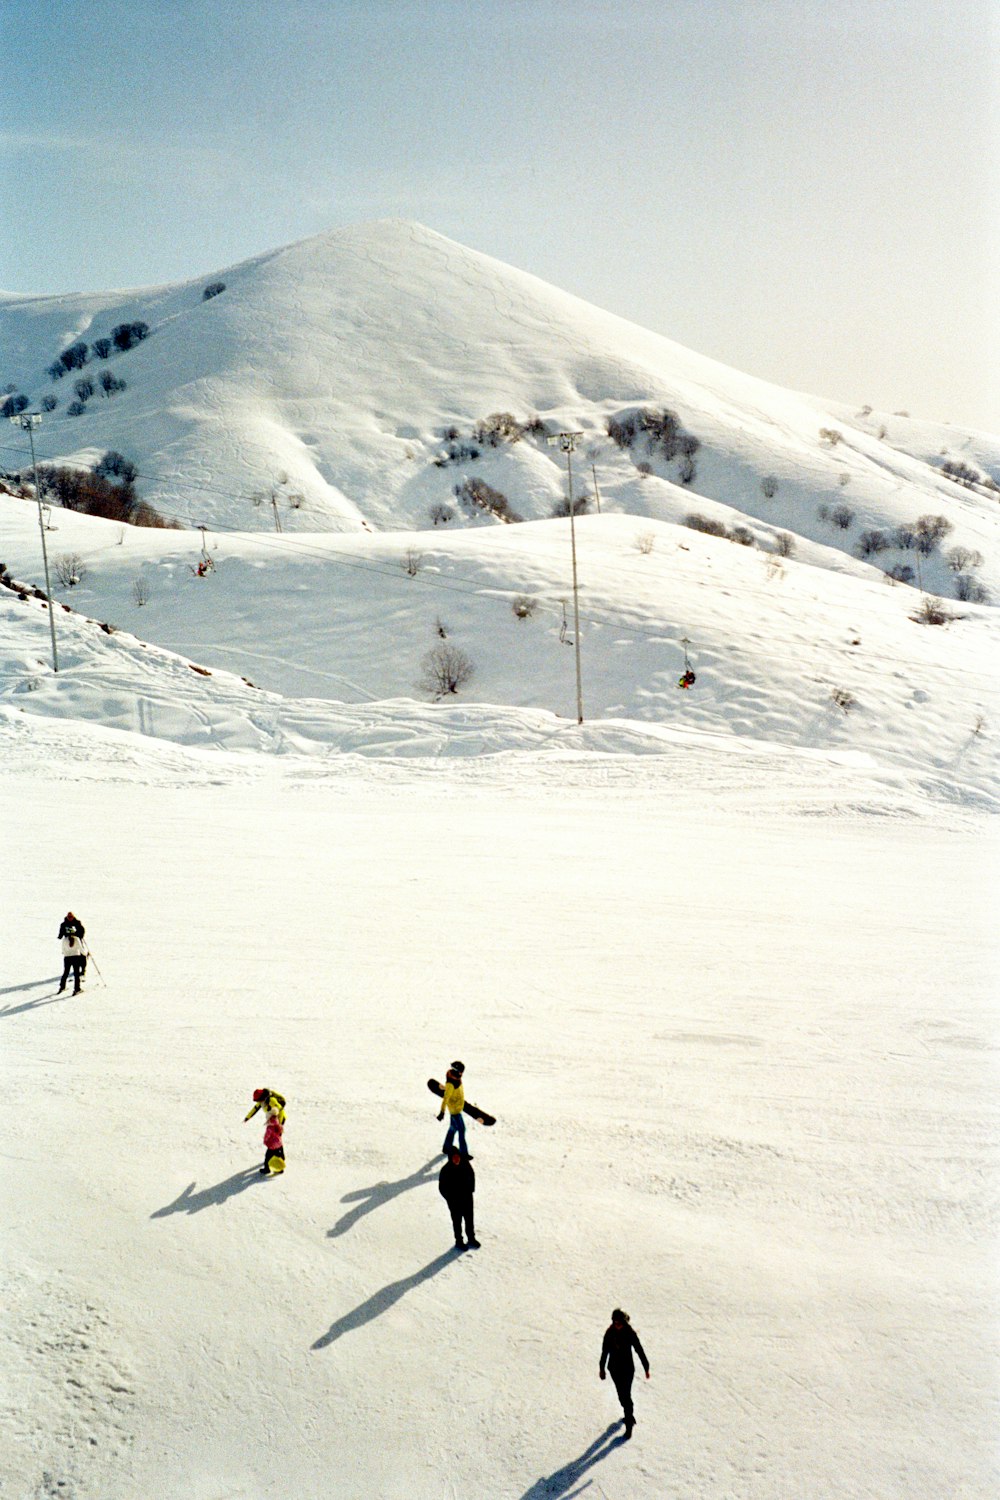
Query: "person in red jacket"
260 1111 285 1176
599 1308 650 1438
244 1088 287 1176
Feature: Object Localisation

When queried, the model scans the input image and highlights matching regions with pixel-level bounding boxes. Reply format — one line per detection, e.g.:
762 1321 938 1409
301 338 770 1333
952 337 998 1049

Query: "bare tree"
132 575 151 607
954 574 990 603
945 545 983 574
911 595 956 626
417 643 475 698
914 514 953 555
55 553 85 587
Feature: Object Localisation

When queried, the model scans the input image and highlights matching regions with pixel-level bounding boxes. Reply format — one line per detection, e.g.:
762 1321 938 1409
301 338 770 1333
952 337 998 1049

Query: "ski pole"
83 945 105 985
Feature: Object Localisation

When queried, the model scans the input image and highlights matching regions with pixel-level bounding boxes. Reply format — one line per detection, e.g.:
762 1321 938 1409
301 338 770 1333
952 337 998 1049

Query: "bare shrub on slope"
417 643 475 698
55 553 86 588
455 477 523 524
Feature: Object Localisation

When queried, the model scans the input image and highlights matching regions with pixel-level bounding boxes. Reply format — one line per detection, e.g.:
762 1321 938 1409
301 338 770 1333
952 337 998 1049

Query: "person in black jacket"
57 911 86 994
599 1308 650 1437
438 1147 479 1250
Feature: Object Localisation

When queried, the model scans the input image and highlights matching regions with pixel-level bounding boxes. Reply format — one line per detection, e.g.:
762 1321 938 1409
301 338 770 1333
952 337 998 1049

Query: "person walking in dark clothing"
438 1147 479 1249
599 1308 650 1438
57 912 86 994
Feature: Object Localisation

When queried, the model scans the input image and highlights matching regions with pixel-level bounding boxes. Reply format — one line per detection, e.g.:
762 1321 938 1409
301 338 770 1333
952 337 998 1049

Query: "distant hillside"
2 220 997 606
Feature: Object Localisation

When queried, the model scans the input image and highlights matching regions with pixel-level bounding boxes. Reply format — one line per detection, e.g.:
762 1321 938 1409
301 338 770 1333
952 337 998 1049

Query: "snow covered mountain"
2 220 997 601
1 218 997 802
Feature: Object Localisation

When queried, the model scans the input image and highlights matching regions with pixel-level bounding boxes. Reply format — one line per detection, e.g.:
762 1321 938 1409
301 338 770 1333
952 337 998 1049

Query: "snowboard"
427 1078 496 1127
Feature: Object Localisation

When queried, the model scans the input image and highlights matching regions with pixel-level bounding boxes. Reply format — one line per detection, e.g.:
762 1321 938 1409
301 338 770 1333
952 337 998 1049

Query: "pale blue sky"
2 0 996 428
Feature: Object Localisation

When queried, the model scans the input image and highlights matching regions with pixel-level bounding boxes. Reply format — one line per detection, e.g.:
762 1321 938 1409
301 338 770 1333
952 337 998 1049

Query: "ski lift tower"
549 430 585 724
10 411 59 673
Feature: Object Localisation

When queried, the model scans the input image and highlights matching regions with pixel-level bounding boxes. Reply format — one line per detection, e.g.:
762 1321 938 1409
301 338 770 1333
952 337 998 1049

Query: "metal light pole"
591 460 602 514
11 412 59 672
550 430 584 724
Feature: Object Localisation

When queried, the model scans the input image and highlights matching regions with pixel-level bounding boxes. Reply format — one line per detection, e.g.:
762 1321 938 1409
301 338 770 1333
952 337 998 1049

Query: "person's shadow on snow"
0 979 67 1018
518 1423 628 1498
0 977 60 998
150 1166 263 1217
327 1158 439 1238
0 993 69 1018
312 1248 458 1349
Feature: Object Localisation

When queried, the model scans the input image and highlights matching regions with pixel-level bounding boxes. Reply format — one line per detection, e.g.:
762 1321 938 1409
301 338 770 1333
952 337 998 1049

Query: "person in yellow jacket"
244 1088 287 1174
244 1088 286 1125
436 1061 466 1155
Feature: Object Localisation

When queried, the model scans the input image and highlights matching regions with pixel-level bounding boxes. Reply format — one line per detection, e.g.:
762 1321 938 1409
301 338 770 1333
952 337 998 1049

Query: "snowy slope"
2 221 997 610
2 496 997 803
2 719 997 1499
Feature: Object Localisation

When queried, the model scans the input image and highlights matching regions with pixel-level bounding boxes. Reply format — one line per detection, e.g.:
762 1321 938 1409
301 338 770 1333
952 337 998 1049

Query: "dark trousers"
263 1147 285 1172
611 1367 635 1423
58 956 84 993
447 1199 474 1244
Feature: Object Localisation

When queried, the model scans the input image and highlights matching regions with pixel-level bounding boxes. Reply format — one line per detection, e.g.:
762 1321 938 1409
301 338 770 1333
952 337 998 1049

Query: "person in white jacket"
57 912 85 995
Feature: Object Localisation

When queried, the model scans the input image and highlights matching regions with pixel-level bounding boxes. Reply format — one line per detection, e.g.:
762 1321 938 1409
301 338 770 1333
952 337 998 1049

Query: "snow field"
3 742 998 1499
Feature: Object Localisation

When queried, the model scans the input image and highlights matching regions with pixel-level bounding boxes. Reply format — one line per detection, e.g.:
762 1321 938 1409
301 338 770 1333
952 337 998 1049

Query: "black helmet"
450 1060 465 1074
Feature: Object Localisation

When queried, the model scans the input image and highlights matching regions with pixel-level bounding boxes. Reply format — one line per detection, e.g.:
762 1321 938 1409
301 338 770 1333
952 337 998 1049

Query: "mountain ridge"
2 220 995 566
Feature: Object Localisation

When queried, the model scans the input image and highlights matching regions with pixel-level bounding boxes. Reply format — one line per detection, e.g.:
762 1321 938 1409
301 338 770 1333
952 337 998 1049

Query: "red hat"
252 1088 267 1101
